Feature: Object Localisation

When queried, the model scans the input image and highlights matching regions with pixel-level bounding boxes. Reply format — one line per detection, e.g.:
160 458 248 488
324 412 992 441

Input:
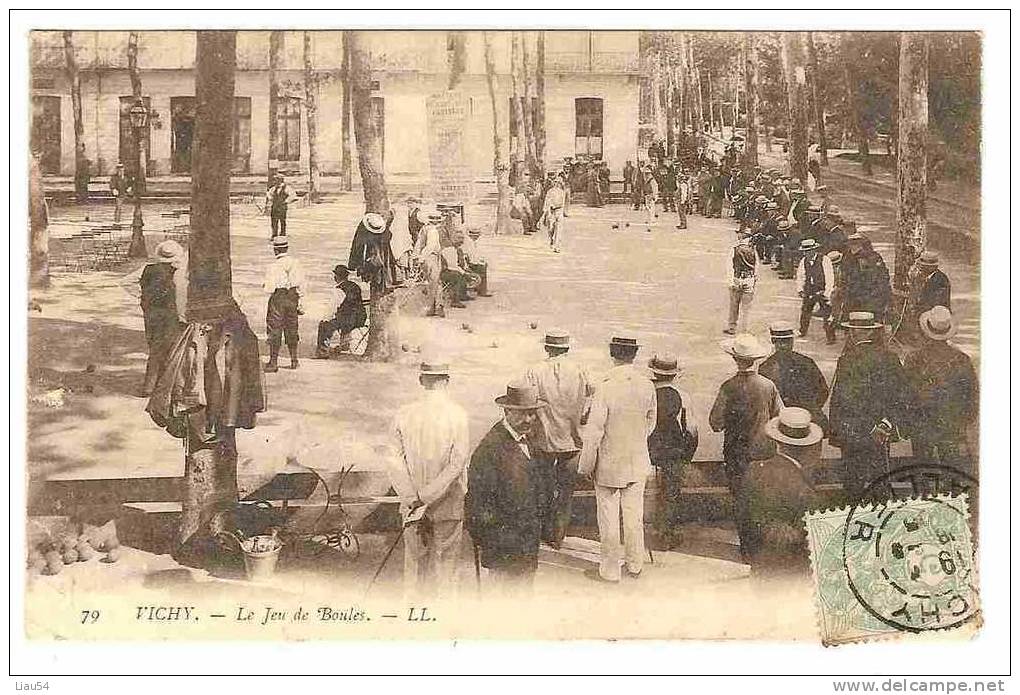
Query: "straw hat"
765 407 823 447
271 236 289 251
648 353 681 377
768 321 796 340
154 239 185 263
919 305 957 341
494 382 546 410
841 311 883 330
363 213 385 234
916 250 940 267
799 238 821 252
610 336 641 349
720 334 769 360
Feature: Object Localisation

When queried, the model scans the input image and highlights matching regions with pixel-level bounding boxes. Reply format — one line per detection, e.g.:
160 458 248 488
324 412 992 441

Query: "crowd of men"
133 141 978 596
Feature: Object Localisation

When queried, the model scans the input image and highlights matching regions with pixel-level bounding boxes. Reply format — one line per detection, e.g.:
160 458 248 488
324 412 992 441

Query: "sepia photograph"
10 8 1011 684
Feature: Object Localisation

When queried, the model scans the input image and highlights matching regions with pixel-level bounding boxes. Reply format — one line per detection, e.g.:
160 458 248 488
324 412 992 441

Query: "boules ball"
529 322 538 330
490 340 499 348
103 547 123 563
62 548 79 564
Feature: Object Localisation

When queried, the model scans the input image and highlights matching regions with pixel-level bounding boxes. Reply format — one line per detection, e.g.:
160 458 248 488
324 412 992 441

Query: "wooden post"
303 32 320 201
894 32 929 293
63 31 88 202
806 32 829 167
484 32 512 235
180 30 241 551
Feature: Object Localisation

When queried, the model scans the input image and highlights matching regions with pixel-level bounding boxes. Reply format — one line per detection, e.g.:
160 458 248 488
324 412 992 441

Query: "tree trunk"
693 66 706 136
781 33 809 184
484 32 512 236
29 155 49 288
841 34 872 175
268 30 283 184
127 31 148 259
841 59 855 148
742 32 760 170
535 31 546 170
63 32 88 202
806 32 829 167
508 32 526 183
348 32 388 214
520 32 539 178
180 30 241 551
303 32 320 201
340 32 353 191
894 32 929 293
664 54 676 157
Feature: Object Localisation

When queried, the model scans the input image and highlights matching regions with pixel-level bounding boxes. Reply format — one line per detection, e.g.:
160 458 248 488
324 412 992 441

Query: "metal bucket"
241 536 282 581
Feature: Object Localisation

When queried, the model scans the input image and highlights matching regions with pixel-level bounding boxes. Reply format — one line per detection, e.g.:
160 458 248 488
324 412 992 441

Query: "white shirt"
263 253 305 295
796 253 835 300
414 223 442 258
501 418 531 460
543 187 566 212
462 237 484 264
390 389 470 520
322 284 346 320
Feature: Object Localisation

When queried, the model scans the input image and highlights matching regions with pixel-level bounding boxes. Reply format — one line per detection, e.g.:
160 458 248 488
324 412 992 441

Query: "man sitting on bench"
315 264 368 358
461 227 492 297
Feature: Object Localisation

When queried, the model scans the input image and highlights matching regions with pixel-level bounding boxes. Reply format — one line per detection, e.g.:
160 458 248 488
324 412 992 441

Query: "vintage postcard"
16 13 1003 671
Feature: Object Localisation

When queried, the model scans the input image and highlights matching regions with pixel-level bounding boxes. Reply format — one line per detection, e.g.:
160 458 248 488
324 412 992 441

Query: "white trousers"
594 481 647 581
403 518 462 600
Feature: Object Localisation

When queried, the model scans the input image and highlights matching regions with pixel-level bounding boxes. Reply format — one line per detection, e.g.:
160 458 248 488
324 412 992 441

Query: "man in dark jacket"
912 251 952 314
758 322 830 434
140 240 187 396
465 383 547 592
903 306 978 477
842 233 892 322
829 312 911 502
647 353 699 550
315 265 367 358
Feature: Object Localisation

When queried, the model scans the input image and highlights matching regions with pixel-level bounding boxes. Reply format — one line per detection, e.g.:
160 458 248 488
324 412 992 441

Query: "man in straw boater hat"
795 237 835 338
723 228 758 335
903 306 978 477
744 406 823 571
578 336 657 583
411 205 447 317
388 359 470 598
757 321 830 434
828 311 911 503
523 330 593 549
709 334 783 561
348 212 396 298
465 382 547 593
139 239 188 396
899 249 953 345
823 250 845 344
646 353 699 550
262 235 305 372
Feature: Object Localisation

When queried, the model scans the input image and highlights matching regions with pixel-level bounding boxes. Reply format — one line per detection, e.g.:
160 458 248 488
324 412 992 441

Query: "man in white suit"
578 336 657 583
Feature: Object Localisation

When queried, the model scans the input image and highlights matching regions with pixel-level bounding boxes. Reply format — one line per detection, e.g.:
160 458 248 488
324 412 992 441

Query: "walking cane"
362 526 406 602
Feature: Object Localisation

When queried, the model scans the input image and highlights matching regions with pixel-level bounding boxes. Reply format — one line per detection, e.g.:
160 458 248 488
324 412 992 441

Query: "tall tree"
742 32 760 169
508 31 526 184
268 30 283 182
340 32 353 191
348 31 388 213
29 155 49 288
126 31 148 258
805 32 829 167
781 32 809 183
535 31 546 170
664 52 676 156
520 32 539 178
447 30 466 90
894 32 929 292
303 32 320 201
180 30 241 551
62 31 88 201
841 34 872 175
483 32 512 236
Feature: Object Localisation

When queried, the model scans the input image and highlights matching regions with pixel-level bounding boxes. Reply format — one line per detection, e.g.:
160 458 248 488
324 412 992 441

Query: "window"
275 96 301 162
575 97 604 157
232 97 252 173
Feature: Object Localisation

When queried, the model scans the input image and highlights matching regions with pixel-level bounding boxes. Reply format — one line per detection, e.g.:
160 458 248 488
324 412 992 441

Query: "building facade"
30 30 641 185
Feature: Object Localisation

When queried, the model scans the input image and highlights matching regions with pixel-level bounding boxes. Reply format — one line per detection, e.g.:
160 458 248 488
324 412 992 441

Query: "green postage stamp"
805 494 979 646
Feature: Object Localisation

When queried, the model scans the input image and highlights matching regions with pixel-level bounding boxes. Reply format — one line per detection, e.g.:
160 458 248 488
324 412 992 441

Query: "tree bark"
806 32 829 167
664 53 676 157
179 31 241 552
742 32 760 170
447 31 466 90
508 32 526 183
535 31 546 171
841 34 872 175
29 154 49 288
348 32 388 214
340 32 353 191
693 66 706 136
894 32 929 293
520 33 539 178
303 32 320 201
268 30 283 183
63 32 88 202
781 33 810 184
484 32 512 236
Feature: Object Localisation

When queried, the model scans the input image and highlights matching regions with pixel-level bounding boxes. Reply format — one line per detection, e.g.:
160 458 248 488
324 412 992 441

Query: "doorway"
31 95 61 174
575 97 604 158
170 97 196 174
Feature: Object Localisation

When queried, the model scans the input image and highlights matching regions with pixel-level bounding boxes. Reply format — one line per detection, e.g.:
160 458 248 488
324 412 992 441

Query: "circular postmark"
840 465 979 633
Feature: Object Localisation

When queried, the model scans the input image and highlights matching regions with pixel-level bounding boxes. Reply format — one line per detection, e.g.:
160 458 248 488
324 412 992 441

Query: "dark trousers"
270 210 287 237
487 554 538 594
724 460 760 562
468 262 489 295
654 462 688 546
780 249 802 279
662 191 676 211
440 270 467 304
317 316 355 350
266 287 300 356
799 293 831 335
840 439 892 504
534 451 579 545
143 318 184 395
